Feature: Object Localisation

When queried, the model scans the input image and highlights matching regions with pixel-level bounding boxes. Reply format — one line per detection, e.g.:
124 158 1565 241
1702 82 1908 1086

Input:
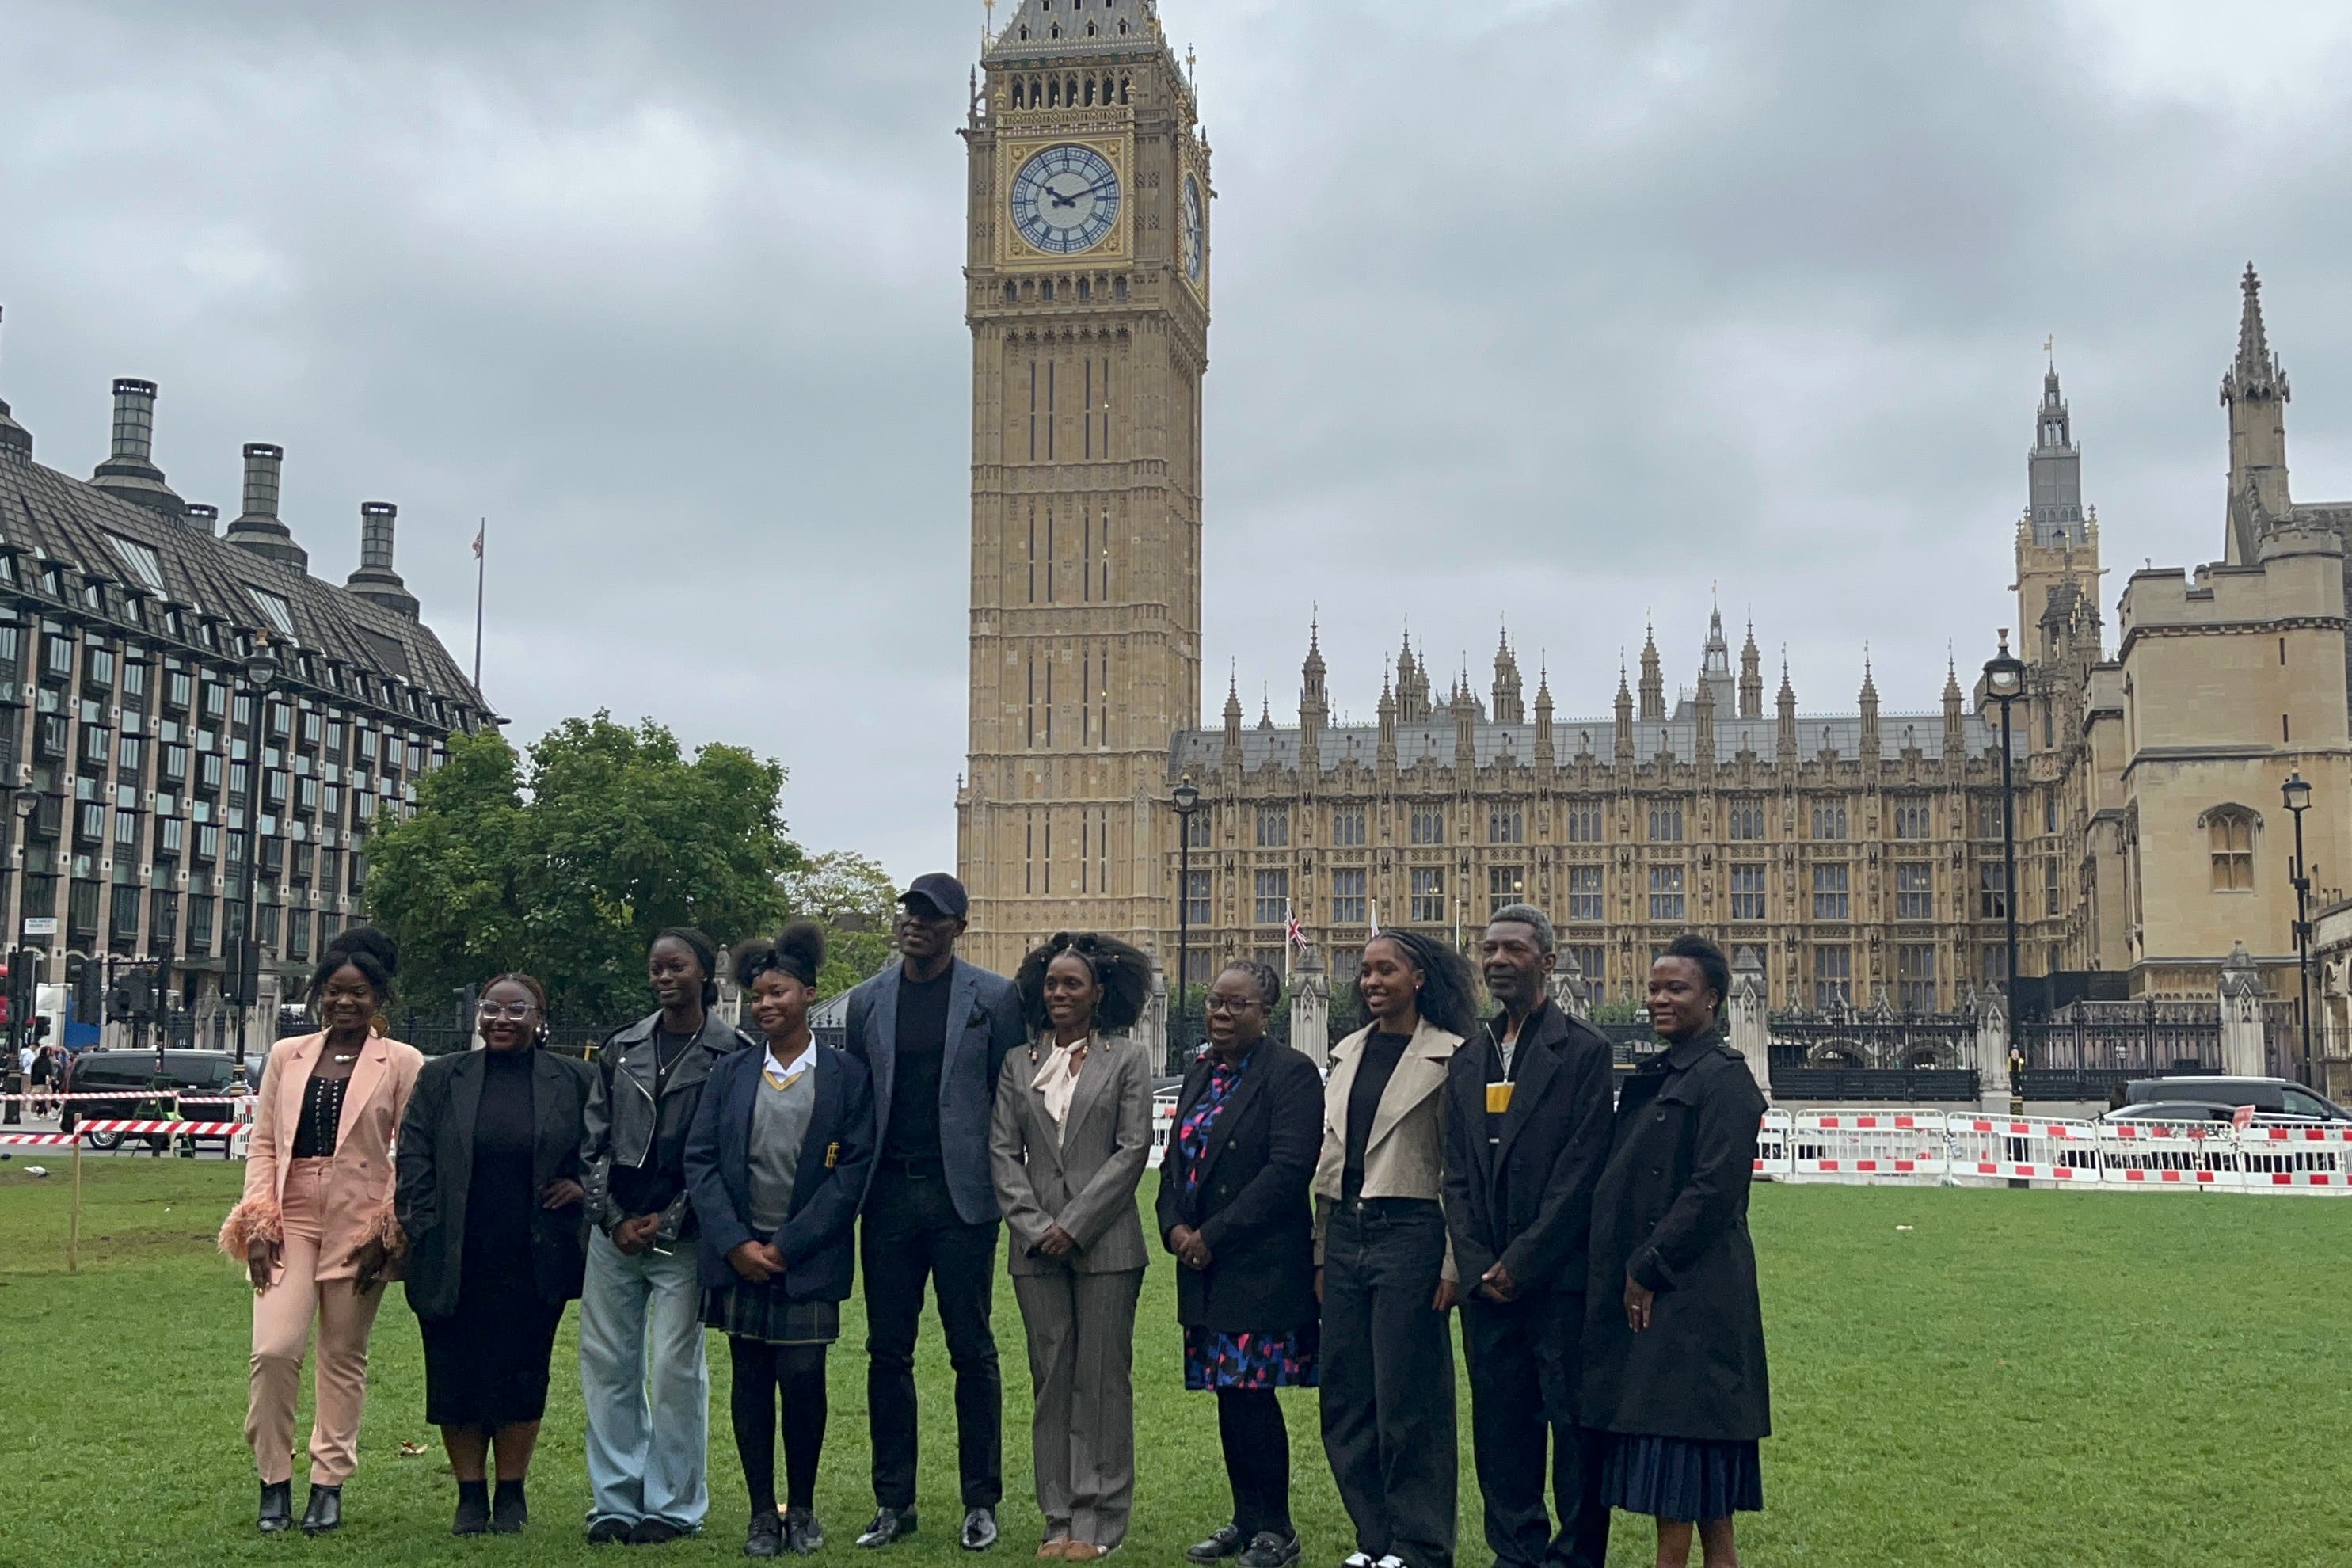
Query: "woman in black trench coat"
1155 960 1324 1568
1582 934 1768 1568
396 973 596 1536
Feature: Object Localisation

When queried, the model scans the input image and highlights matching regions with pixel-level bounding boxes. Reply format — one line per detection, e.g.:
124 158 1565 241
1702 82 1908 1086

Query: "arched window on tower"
1011 79 1025 108
1067 75 1079 105
1047 76 1060 107
1084 76 1096 105
2205 807 2256 892
1119 74 1132 103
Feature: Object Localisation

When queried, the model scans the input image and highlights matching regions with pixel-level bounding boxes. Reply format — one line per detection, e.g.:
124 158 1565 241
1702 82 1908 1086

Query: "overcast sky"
6 0 2352 882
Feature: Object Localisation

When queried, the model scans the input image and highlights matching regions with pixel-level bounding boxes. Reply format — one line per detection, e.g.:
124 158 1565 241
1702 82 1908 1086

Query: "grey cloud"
5 0 2352 879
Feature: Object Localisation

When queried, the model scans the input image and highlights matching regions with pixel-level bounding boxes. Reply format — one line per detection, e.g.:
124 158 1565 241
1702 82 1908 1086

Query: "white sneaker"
1342 1555 1376 1568
1374 1556 1407 1568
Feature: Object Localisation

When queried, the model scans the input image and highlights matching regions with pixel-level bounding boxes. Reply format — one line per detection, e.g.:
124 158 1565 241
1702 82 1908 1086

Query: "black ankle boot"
257 1481 293 1535
300 1483 342 1536
492 1479 529 1534
453 1480 491 1536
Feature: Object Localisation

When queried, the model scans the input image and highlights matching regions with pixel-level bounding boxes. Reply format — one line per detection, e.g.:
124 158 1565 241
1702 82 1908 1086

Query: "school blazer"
988 1033 1154 1277
218 1030 425 1281
683 1042 877 1303
1313 1017 1463 1281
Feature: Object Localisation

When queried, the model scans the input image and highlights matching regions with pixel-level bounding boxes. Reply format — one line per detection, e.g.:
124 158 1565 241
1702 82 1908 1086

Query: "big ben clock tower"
957 0 1211 973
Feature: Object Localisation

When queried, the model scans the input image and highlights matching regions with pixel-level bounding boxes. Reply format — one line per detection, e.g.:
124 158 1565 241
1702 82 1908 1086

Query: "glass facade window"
1648 803 1683 843
1255 806 1288 848
1564 801 1603 843
1487 806 1522 844
1811 862 1850 921
1566 945 1608 1003
1896 862 1934 919
1253 869 1289 926
1410 805 1445 845
1978 862 2008 919
1897 945 1936 1014
1811 801 1848 841
1727 799 1766 840
1184 869 1212 926
1566 865 1604 922
1893 800 1931 839
1487 865 1524 915
1330 805 1365 846
1647 865 1685 922
1813 946 1852 1010
1410 866 1444 923
1730 863 1767 920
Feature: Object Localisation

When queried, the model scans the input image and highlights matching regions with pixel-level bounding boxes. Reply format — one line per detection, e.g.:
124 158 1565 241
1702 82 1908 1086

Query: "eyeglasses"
479 1003 539 1022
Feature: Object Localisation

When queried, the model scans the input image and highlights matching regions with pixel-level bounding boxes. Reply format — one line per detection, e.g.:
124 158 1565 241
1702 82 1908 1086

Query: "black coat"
1152 1038 1322 1335
395 1048 596 1322
1441 999 1616 1298
683 1042 877 1303
1581 1029 1771 1443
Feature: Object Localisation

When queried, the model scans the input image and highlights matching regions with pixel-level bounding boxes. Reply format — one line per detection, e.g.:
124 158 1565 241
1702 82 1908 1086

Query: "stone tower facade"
956 0 1212 972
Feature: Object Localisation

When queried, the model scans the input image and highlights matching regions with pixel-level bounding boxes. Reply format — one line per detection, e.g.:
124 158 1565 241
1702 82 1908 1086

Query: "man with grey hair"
1441 904 1616 1568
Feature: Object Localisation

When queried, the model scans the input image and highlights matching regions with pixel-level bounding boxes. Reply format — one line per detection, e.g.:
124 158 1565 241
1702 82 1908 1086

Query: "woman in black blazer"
1155 961 1324 1568
394 973 596 1537
685 923 877 1559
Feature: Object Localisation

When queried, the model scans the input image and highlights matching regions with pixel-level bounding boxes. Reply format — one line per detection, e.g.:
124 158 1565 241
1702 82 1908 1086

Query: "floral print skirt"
1183 1323 1320 1391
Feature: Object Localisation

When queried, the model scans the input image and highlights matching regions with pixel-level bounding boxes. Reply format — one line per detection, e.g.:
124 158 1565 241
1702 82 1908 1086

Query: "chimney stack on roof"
89 377 187 518
344 500 419 619
0 306 31 463
223 441 309 571
184 502 219 534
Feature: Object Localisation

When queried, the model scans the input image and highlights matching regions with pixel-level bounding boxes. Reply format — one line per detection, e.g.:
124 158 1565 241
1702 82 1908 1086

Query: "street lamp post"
1983 630 2027 1109
2283 770 2315 1086
2 787 42 1127
230 640 278 1089
1172 777 1200 1072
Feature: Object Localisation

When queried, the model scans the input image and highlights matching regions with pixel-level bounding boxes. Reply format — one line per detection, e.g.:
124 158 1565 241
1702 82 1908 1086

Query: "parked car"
2099 1101 2245 1125
2118 1075 2348 1123
59 1049 265 1151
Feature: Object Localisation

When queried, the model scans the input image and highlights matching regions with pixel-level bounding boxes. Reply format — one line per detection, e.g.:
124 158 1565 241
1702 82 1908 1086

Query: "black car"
59 1049 264 1151
2119 1075 2348 1123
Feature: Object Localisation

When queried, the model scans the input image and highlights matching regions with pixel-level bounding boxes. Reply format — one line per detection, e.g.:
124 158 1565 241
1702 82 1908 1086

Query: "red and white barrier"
0 1131 83 1147
1754 1110 1794 1178
2096 1120 2238 1189
1791 1110 1948 1179
2236 1124 2352 1192
1945 1116 2103 1184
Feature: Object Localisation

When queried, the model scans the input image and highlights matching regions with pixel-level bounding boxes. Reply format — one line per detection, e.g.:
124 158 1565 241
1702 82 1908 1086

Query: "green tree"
780 849 900 996
364 714 798 1024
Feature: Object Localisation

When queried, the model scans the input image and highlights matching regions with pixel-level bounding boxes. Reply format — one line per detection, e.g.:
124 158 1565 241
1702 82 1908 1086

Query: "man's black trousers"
860 1162 1003 1511
1459 1288 1609 1568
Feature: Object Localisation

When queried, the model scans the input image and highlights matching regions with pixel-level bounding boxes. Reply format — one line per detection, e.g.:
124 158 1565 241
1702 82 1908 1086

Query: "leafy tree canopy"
779 849 902 998
363 714 802 1024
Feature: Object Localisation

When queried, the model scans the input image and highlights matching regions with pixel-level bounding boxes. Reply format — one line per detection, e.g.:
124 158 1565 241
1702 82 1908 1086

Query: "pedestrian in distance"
991 932 1156 1562
1315 930 1477 1568
1442 906 1616 1568
394 972 596 1536
685 923 877 1559
840 872 1026 1552
1157 959 1323 1568
1582 934 1771 1568
217 927 423 1538
578 927 753 1545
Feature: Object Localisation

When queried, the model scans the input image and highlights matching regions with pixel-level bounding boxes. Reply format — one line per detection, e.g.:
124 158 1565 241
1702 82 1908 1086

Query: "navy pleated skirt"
1602 1433 1764 1523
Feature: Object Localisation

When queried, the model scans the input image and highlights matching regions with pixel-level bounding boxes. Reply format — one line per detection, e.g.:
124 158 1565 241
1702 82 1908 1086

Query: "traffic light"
67 953 102 1026
223 938 261 1010
6 950 36 1033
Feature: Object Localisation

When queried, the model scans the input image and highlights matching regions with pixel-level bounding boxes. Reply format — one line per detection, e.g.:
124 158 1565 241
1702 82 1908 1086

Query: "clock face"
1181 174 1204 282
1010 144 1121 256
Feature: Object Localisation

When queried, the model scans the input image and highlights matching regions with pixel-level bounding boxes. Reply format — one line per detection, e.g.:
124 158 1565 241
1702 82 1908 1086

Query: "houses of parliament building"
953 1 2349 1019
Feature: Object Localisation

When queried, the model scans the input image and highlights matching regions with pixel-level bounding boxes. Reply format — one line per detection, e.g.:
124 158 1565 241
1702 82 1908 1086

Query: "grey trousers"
1011 1266 1144 1548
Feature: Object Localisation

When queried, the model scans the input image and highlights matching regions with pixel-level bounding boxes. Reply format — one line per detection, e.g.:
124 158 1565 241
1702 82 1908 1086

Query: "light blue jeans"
580 1227 710 1531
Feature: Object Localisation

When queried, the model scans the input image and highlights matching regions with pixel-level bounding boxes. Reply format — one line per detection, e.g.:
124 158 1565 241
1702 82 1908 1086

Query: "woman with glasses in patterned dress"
1156 960 1326 1568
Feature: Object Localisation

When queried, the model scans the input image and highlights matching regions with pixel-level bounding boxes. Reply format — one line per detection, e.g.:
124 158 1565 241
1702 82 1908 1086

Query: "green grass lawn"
0 1159 2346 1568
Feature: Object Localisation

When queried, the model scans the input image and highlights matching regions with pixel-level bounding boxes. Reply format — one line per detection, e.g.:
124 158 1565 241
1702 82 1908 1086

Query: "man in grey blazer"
842 873 1027 1552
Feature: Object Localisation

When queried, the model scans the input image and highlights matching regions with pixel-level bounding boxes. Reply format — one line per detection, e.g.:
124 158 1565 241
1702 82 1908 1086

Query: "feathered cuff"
360 1201 409 1265
217 1197 282 1261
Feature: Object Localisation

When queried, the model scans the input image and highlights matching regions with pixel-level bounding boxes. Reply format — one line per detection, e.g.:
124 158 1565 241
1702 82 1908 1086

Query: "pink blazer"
219 1030 425 1282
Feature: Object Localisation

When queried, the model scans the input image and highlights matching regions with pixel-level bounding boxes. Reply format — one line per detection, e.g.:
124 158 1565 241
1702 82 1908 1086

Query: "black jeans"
861 1161 1003 1510
1216 1388 1293 1541
728 1338 828 1514
1320 1198 1456 1568
1460 1291 1610 1568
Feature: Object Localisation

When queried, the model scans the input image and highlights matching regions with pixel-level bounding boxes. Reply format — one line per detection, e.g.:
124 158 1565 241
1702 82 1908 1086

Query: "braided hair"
1356 931 1479 1038
1219 958 1283 1011
1014 931 1153 1034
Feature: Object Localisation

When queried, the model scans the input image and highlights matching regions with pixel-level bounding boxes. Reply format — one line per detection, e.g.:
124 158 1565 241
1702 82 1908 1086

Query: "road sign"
21 918 55 936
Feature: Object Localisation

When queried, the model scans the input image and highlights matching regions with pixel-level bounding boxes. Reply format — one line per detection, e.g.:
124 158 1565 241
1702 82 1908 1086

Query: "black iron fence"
1768 1066 1981 1102
1769 1014 1977 1071
276 1011 611 1059
2016 1003 2221 1075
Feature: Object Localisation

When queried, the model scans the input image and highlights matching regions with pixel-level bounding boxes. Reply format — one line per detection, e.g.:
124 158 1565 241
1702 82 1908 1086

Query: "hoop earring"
534 1023 550 1045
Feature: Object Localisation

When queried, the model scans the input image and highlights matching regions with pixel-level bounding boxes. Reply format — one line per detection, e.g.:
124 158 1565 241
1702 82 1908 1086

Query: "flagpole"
472 518 485 690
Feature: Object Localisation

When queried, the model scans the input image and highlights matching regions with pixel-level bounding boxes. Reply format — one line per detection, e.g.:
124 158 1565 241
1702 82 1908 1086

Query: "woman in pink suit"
217 928 424 1536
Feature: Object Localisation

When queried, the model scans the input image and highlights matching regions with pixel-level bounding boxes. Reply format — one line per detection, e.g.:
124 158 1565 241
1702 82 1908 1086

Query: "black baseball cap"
900 872 969 921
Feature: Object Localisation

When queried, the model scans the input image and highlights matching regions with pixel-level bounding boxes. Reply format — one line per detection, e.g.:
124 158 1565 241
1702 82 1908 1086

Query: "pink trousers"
245 1159 386 1486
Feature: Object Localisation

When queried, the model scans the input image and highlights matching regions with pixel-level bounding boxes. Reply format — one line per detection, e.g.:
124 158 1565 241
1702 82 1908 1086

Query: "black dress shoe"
746 1509 785 1558
1188 1524 1245 1563
299 1483 341 1536
631 1517 688 1544
257 1481 293 1535
784 1508 824 1556
1236 1534 1300 1568
491 1480 528 1535
588 1517 634 1545
858 1507 917 1548
961 1507 999 1551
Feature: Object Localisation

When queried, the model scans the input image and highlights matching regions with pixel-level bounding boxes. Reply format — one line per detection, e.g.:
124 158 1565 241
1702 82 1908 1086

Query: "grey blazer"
843 957 1026 1225
988 1033 1154 1277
